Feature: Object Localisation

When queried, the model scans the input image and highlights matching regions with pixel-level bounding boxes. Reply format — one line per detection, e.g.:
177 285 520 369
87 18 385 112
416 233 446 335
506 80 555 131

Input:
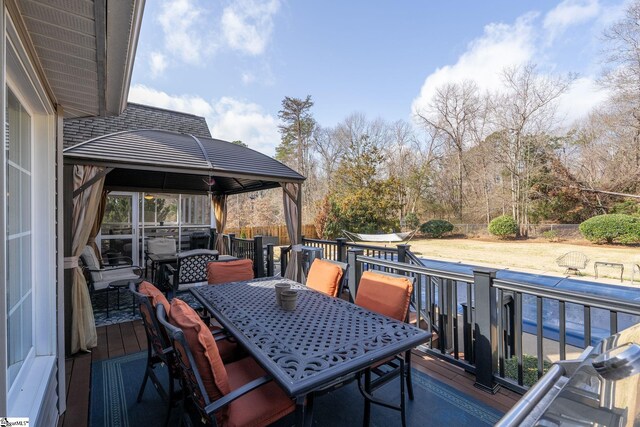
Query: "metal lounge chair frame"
556 251 589 275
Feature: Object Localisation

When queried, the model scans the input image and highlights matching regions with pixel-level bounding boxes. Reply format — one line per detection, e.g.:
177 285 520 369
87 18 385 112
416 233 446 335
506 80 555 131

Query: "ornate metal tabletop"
191 277 431 397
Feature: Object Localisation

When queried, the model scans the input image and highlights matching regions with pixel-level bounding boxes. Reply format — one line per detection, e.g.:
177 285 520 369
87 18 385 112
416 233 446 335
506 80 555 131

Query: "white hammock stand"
343 229 419 244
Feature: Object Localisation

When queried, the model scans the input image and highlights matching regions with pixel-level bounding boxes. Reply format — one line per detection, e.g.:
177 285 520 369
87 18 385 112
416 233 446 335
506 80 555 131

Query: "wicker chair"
556 251 589 275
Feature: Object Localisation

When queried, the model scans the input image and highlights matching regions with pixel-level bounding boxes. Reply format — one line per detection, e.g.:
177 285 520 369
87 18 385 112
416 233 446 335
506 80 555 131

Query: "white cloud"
211 97 280 155
221 0 280 55
157 0 214 66
128 84 214 117
556 77 608 125
149 52 168 78
128 84 279 155
148 0 279 81
412 14 537 115
412 4 609 125
543 0 600 40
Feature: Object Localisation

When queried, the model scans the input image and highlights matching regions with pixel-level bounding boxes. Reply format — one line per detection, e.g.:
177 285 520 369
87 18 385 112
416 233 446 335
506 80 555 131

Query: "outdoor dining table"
190 276 431 426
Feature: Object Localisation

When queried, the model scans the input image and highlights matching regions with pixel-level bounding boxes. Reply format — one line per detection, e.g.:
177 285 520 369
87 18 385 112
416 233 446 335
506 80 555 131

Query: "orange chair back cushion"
138 281 170 315
306 259 343 297
169 298 230 404
355 271 413 321
207 259 254 285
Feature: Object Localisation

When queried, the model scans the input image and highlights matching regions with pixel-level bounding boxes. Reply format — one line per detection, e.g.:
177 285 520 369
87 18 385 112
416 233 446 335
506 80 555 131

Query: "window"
181 195 211 226
6 87 33 387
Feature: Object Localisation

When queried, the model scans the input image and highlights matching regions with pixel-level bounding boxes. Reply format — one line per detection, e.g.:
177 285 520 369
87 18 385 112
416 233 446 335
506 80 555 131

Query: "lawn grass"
390 237 640 285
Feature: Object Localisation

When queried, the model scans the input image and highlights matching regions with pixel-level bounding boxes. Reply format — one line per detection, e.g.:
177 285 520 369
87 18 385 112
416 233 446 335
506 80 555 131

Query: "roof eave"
104 0 146 116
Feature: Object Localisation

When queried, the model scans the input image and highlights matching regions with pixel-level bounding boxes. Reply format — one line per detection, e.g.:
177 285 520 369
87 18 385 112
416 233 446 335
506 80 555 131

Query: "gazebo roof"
63 129 305 195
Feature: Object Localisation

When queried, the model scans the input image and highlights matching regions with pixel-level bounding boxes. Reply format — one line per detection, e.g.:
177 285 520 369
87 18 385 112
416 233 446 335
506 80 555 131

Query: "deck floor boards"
62 320 519 426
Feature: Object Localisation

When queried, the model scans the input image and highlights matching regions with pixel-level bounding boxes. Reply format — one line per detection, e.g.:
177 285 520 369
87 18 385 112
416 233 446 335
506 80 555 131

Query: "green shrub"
488 215 518 238
504 355 551 387
579 214 640 244
420 219 454 238
542 230 559 242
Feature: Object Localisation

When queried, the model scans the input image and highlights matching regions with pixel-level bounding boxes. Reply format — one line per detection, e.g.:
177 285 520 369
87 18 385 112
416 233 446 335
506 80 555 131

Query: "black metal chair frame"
325 259 350 298
356 271 416 427
129 282 180 427
155 304 275 427
79 251 142 317
165 249 219 297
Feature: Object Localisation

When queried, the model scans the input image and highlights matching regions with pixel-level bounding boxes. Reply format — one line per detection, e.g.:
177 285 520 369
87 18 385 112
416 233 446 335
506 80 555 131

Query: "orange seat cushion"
226 357 295 427
305 259 343 297
215 336 242 363
207 259 254 285
355 271 413 321
138 281 170 315
168 298 230 405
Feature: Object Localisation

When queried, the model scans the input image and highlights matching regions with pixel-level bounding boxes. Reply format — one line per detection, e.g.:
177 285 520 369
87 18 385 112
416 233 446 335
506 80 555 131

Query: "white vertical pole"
141 193 145 263
178 194 182 252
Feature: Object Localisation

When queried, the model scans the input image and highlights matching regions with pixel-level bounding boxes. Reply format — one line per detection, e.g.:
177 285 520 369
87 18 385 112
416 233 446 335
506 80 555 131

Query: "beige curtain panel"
71 165 106 353
282 182 303 282
212 194 228 254
87 189 109 267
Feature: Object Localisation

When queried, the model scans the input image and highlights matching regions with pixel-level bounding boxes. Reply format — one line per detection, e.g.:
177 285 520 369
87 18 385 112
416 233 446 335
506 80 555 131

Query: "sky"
129 0 628 156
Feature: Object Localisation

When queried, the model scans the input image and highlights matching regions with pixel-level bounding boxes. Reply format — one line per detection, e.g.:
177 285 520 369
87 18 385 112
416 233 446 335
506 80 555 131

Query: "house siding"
2 2 60 423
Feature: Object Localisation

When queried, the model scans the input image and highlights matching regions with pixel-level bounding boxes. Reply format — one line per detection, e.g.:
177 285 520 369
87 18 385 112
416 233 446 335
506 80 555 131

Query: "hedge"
488 215 518 238
420 219 454 238
579 214 640 244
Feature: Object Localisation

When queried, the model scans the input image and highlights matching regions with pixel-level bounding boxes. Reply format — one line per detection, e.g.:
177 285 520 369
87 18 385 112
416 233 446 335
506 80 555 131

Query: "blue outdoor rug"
92 289 201 328
91 351 503 426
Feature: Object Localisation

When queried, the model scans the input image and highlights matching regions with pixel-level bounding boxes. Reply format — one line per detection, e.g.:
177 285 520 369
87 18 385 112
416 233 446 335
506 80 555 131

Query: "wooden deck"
59 320 519 427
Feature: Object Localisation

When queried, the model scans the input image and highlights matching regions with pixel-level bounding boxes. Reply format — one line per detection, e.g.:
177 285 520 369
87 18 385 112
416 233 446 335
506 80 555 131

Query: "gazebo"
62 129 305 354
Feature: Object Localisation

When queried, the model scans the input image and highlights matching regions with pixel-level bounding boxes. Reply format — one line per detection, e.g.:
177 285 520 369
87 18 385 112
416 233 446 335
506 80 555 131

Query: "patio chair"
556 251 589 275
130 281 178 425
355 270 415 427
156 299 296 426
145 237 177 278
305 258 349 298
206 258 254 285
131 282 244 424
165 249 219 296
80 245 142 316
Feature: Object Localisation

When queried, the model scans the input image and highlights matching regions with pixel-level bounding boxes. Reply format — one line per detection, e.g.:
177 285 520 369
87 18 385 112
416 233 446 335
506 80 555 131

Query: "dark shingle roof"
63 103 211 148
63 129 305 195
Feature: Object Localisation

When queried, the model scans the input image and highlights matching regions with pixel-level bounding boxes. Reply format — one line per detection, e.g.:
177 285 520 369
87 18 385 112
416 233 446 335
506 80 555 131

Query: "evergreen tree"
275 95 316 176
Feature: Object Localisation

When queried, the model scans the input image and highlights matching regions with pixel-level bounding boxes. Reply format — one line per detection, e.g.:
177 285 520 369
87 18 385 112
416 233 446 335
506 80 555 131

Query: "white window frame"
5 83 35 394
3 8 57 420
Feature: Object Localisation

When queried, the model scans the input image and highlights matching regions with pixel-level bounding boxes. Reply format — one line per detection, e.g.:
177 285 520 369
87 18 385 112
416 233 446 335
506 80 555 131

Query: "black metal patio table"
190 276 431 426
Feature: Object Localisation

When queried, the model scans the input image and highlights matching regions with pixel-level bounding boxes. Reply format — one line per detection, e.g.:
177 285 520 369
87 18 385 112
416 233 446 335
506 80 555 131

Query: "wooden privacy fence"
224 224 318 245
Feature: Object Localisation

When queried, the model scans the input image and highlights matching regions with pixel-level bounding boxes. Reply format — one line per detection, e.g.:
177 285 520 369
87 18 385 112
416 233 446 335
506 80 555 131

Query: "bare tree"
416 80 481 220
490 63 573 234
313 126 345 183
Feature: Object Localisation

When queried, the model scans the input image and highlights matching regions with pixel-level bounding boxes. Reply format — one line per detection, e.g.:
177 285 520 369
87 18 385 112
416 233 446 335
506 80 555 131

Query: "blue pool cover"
419 258 640 348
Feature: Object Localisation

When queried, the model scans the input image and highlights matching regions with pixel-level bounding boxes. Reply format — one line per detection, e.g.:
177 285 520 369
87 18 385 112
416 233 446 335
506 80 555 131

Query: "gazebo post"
296 183 303 282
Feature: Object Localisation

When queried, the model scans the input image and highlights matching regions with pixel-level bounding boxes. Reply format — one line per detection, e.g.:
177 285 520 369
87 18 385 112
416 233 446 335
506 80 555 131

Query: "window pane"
101 195 133 234
6 88 32 387
181 195 210 225
7 164 19 235
7 238 19 309
139 194 178 226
